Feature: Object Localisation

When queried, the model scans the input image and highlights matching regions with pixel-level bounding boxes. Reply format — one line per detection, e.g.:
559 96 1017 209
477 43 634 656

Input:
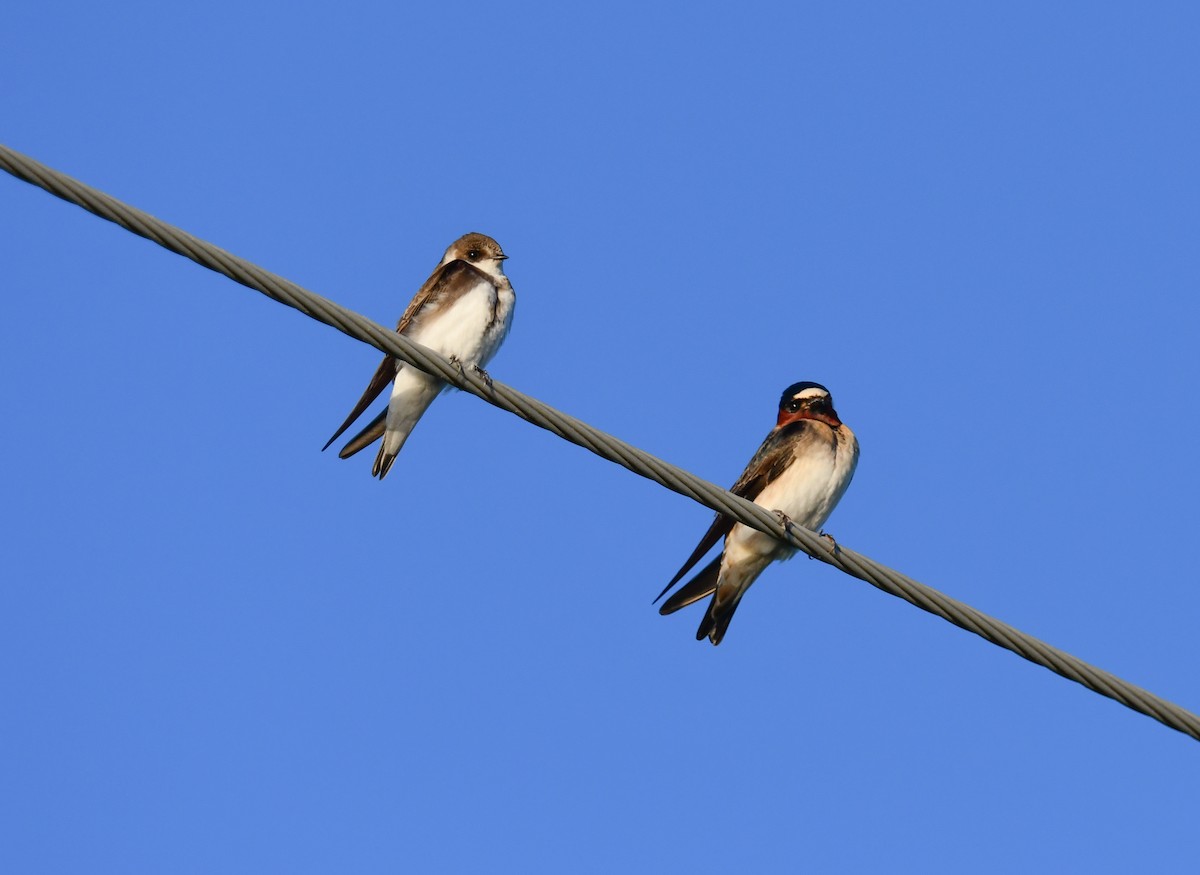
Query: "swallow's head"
776 381 843 429
443 233 508 277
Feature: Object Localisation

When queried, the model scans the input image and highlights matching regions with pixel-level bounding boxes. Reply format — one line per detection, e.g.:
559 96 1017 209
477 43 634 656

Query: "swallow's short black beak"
497 253 509 260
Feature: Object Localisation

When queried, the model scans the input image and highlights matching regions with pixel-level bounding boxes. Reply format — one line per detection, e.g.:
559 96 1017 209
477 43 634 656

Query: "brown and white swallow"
655 382 859 645
322 233 515 479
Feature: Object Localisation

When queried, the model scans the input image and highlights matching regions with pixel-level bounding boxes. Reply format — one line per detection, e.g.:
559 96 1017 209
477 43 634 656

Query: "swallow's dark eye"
787 399 803 412
467 250 480 260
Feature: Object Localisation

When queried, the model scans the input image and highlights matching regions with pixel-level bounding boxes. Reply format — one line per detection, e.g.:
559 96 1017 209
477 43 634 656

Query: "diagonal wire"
2 141 1197 742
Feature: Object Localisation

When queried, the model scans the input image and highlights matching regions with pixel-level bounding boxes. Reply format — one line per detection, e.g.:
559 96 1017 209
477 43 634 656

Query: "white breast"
725 424 859 566
408 280 500 365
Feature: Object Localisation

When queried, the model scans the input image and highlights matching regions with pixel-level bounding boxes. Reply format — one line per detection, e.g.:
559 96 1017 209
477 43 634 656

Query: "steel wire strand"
3 142 1197 741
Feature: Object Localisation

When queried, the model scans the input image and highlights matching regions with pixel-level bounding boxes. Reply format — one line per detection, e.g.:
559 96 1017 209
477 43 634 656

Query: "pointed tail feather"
699 590 743 646
373 442 400 479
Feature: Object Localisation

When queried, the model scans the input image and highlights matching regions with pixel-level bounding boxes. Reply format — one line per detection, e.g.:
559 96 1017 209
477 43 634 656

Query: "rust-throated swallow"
322 233 515 479
656 382 859 644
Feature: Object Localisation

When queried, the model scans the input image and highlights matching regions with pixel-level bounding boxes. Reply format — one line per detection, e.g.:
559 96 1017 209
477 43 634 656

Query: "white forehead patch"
793 387 828 401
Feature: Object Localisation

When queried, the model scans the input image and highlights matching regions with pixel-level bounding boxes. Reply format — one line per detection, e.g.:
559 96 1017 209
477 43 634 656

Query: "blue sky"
3 2 1199 872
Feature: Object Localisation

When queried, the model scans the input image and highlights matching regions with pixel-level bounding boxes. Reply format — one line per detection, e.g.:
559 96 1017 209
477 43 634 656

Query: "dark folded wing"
653 422 806 603
395 259 490 335
336 409 388 459
321 354 395 451
658 556 721 615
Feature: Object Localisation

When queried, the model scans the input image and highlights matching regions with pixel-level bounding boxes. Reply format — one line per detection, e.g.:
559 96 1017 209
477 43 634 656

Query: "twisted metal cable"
3 141 1196 741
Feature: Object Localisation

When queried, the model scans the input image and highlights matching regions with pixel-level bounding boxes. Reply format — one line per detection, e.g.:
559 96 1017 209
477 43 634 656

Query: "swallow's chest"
755 434 855 531
411 284 504 362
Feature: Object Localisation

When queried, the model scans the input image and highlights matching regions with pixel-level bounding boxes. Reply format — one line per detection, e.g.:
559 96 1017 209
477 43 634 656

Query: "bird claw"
818 530 841 556
774 511 820 562
472 363 494 389
773 510 796 538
